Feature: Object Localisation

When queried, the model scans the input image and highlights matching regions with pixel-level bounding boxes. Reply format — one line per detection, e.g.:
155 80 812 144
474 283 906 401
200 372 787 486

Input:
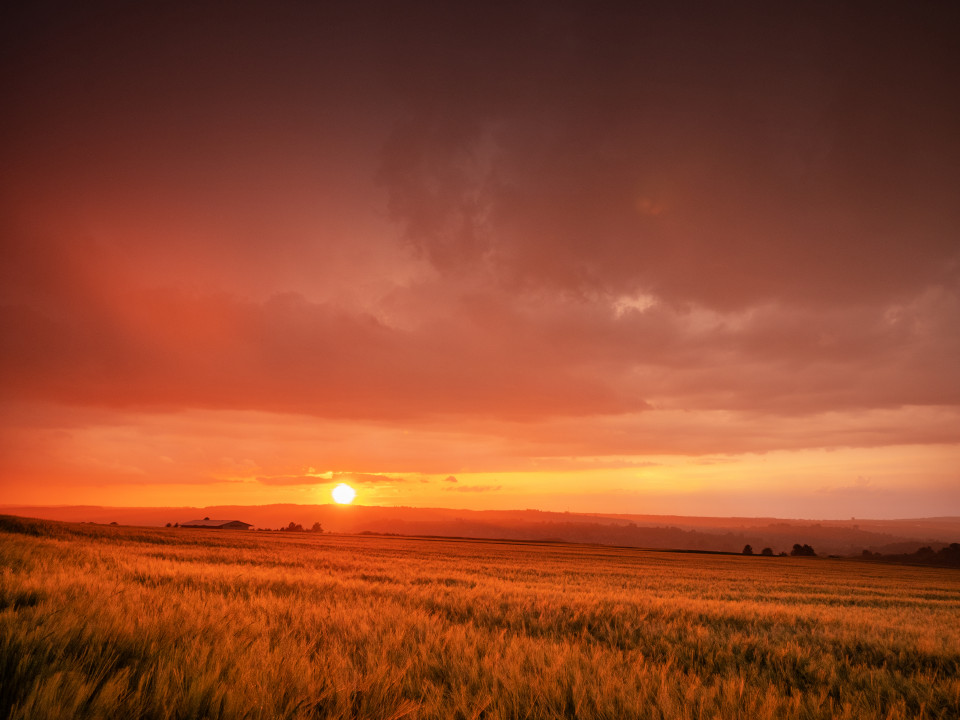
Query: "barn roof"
180 519 252 527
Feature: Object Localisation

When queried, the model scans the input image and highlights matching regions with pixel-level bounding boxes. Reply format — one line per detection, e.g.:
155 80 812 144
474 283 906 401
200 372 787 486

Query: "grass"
1 515 959 719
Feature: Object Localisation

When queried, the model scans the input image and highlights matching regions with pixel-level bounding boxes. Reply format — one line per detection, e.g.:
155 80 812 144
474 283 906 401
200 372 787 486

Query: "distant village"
165 517 324 533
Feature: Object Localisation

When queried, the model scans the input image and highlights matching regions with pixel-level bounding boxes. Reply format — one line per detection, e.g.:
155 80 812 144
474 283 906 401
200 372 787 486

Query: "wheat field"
1 516 958 719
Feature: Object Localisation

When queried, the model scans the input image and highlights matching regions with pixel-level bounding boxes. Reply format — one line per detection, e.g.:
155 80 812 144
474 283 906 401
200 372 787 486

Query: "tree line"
741 543 816 556
258 522 324 533
164 521 324 532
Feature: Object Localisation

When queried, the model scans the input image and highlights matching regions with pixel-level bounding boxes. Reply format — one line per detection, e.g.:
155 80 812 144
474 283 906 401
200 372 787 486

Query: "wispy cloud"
256 475 321 486
333 472 408 484
257 471 408 486
445 484 501 493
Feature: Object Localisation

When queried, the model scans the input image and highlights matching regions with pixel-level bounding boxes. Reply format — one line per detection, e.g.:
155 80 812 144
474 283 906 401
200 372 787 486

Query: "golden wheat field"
1 516 959 720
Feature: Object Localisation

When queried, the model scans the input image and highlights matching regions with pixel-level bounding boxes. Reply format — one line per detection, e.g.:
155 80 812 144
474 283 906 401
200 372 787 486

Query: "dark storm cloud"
0 0 957 468
373 2 960 307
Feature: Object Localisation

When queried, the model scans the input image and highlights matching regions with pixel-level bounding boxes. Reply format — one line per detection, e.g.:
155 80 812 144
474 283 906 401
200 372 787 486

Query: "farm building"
180 519 252 530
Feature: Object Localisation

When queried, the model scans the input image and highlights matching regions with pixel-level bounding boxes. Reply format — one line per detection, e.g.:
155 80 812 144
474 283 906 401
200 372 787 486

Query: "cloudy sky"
2 2 958 517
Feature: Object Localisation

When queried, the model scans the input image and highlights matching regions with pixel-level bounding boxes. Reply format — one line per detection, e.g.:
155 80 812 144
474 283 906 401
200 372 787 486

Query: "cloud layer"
1 2 957 513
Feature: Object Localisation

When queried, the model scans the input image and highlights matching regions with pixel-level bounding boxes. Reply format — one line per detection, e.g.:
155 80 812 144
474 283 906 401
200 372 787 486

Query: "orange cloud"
446 485 502 493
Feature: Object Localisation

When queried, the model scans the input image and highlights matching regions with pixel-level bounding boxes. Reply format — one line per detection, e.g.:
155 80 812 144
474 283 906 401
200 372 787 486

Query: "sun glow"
332 483 356 504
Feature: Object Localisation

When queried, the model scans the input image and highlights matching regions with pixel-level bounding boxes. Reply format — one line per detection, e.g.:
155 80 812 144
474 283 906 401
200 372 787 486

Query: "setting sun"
332 483 356 504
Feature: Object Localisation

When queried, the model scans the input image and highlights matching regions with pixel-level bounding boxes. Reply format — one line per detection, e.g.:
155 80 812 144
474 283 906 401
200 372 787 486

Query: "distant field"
2 516 959 719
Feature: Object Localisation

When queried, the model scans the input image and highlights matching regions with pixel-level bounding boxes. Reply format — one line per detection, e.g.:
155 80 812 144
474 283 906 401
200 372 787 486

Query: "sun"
331 483 356 504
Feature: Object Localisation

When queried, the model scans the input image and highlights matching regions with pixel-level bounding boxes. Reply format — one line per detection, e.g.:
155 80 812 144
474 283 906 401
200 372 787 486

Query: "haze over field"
2 2 958 517
6 505 959 559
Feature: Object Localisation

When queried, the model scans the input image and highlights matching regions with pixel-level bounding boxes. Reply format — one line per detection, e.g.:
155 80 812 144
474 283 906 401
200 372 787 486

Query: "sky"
1 1 958 518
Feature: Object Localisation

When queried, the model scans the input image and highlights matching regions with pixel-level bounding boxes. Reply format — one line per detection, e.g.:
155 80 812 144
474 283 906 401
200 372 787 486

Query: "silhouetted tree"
310 522 324 533
791 543 816 556
284 522 304 532
761 547 773 556
203 516 210 521
742 544 753 555
165 522 172 527
939 543 960 566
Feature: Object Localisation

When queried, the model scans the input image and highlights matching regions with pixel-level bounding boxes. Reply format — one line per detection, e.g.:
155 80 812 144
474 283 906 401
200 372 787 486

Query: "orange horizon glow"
2 435 956 519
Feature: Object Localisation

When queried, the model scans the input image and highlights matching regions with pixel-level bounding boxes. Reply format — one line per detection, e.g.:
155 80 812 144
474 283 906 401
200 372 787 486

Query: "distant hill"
859 543 960 568
3 504 958 557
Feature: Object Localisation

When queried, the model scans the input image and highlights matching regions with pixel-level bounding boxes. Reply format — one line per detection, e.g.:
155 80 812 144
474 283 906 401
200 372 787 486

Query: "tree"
310 522 324 533
165 522 172 527
939 543 960 566
791 543 816 557
761 547 773 556
284 522 304 532
742 544 753 555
